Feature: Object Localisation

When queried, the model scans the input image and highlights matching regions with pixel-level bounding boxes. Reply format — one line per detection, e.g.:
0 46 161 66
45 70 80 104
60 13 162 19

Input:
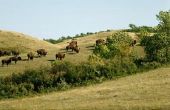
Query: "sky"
0 0 169 39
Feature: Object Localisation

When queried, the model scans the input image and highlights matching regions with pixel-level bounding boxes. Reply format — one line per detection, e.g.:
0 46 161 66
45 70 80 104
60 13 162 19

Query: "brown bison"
37 49 47 56
0 50 5 57
69 40 77 46
4 51 11 56
66 45 80 53
12 50 20 56
96 39 105 45
2 58 12 66
56 52 65 60
0 50 11 56
27 52 34 60
66 44 75 51
66 40 78 51
72 46 80 53
9 56 21 64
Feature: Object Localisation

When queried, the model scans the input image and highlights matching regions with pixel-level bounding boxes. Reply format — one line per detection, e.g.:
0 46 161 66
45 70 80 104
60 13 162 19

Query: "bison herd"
0 49 48 67
0 38 137 67
0 40 81 67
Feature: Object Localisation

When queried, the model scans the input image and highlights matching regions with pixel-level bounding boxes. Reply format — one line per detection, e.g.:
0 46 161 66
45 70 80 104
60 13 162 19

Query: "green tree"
94 32 132 59
141 10 170 63
156 10 170 36
129 24 138 32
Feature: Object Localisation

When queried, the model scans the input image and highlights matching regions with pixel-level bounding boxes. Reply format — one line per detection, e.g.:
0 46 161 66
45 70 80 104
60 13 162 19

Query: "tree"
129 24 138 32
156 10 170 36
141 33 169 62
94 32 133 59
141 10 170 63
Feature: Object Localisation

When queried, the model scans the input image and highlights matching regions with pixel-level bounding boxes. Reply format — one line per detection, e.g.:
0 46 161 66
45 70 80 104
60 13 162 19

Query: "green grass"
0 67 169 110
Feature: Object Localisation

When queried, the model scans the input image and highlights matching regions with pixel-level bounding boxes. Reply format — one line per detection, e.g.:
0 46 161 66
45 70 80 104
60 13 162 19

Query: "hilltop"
0 30 56 53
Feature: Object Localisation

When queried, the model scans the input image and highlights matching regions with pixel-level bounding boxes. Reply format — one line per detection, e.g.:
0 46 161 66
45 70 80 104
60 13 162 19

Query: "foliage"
94 32 133 59
140 10 170 63
141 33 170 63
125 24 156 33
44 36 72 44
156 10 170 36
44 32 94 44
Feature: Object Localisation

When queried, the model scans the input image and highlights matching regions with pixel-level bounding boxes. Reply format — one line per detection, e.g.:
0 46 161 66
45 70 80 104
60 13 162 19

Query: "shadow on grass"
47 59 55 62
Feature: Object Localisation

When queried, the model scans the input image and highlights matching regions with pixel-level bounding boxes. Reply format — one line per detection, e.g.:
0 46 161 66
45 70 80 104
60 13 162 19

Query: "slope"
0 30 56 52
0 67 169 110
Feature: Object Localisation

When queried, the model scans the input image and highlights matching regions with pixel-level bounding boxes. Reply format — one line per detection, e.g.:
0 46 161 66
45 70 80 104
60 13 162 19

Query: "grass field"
0 67 169 110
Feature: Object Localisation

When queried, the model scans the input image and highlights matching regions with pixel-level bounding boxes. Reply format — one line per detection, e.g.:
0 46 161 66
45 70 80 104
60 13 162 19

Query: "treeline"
44 29 112 44
43 32 94 44
124 24 157 33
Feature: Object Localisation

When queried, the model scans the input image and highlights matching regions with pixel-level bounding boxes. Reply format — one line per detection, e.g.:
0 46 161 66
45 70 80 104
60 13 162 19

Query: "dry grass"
0 67 170 110
0 30 56 52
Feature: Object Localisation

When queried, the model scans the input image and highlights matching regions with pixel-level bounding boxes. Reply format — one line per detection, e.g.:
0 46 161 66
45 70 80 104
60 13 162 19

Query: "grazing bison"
37 49 47 56
56 52 65 60
69 40 77 46
72 46 80 53
2 58 12 66
0 50 11 56
27 52 34 60
96 39 105 45
4 51 11 56
9 56 22 64
66 45 74 51
66 45 80 53
66 40 78 51
0 50 5 57
12 50 20 56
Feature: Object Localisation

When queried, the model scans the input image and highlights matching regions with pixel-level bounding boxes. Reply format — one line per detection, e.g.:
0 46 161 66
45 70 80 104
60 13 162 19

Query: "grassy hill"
0 30 123 76
0 29 144 77
0 30 56 52
0 67 169 110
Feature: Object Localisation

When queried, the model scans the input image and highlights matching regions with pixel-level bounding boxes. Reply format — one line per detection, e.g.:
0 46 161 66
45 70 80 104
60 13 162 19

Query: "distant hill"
0 30 57 53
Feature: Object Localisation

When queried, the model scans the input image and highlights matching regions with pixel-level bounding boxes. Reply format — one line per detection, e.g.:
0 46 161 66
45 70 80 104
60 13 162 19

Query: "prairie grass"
0 67 169 110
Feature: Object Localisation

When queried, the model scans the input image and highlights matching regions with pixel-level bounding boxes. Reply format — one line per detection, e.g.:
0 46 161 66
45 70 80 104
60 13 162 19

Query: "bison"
37 49 47 56
66 44 74 51
96 39 105 45
2 58 12 66
0 50 11 56
27 52 34 60
0 50 5 57
12 50 20 56
56 52 65 60
66 40 78 51
9 56 22 64
69 40 77 46
72 46 80 53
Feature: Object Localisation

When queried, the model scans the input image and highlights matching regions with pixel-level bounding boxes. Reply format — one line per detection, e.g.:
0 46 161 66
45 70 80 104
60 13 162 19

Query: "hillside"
0 67 169 110
0 30 143 77
0 30 56 52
